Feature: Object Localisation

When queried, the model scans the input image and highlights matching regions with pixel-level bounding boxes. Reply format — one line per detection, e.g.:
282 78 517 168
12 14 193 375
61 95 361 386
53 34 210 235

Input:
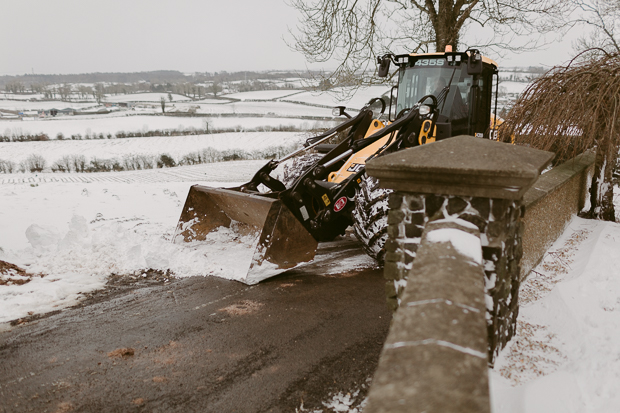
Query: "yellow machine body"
328 119 389 183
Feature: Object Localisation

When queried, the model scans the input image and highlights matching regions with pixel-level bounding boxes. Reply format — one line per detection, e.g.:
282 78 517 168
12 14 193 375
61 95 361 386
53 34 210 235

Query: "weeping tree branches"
288 0 570 88
500 51 620 221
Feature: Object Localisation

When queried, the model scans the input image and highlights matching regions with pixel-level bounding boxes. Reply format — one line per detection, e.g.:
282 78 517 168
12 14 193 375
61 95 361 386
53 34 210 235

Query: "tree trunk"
434 0 461 52
589 133 616 221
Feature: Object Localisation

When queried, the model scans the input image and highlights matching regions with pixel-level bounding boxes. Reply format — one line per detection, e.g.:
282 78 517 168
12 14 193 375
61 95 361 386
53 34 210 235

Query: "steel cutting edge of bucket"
174 185 318 284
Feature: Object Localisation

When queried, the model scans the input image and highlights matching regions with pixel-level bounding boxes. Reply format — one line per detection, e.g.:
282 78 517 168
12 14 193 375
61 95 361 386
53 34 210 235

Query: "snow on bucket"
174 185 317 284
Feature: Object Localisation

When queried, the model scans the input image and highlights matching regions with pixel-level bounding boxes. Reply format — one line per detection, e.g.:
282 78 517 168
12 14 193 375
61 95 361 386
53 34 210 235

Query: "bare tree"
58 83 72 101
77 85 92 100
289 0 571 86
71 155 87 173
160 96 166 113
209 81 222 97
23 154 46 173
572 0 620 54
55 155 73 172
94 83 104 104
500 51 620 221
0 159 15 173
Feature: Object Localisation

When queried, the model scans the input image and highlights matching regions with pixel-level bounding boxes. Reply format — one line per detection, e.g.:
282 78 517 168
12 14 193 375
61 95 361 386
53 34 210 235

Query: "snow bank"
491 217 620 412
0 180 260 323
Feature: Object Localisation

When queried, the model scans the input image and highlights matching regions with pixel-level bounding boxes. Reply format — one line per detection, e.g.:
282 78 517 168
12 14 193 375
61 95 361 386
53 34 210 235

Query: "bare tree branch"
288 0 573 89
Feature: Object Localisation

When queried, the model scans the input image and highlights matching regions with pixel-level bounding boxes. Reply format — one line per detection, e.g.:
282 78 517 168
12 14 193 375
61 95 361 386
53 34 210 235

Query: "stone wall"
380 150 595 360
384 192 523 359
520 151 595 279
363 137 594 412
365 221 490 413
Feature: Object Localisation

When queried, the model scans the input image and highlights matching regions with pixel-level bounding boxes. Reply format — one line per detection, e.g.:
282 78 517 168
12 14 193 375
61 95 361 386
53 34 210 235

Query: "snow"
0 160 268 185
0 100 94 111
0 131 305 166
0 177 272 324
0 109 336 140
3 85 620 412
0 159 376 326
222 90 304 100
283 86 391 110
0 114 307 138
0 114 211 138
426 227 483 264
104 92 191 103
498 81 530 95
0 93 46 101
192 98 232 104
297 382 370 412
490 216 620 412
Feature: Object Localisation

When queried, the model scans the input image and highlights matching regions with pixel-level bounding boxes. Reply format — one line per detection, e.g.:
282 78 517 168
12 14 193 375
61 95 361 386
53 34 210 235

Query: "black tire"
353 174 391 263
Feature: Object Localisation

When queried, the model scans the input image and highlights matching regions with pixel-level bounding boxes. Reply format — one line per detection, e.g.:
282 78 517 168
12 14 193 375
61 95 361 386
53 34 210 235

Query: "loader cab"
386 51 498 140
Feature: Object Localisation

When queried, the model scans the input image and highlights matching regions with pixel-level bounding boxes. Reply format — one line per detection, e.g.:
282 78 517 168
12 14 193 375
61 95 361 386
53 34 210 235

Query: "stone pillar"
366 135 554 359
364 220 491 413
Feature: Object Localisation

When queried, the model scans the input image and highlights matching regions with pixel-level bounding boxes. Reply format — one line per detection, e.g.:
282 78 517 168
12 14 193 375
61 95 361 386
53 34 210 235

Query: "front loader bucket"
174 185 318 285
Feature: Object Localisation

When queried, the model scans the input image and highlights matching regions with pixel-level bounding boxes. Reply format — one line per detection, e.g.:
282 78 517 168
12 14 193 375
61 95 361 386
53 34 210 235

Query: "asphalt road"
0 239 392 413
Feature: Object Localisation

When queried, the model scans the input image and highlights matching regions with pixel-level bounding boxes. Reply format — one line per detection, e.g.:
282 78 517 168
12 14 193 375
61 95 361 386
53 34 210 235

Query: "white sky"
1 0 582 76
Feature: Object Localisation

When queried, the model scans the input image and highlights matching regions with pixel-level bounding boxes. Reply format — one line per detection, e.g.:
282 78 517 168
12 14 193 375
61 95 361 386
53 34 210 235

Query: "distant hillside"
0 71 189 87
0 70 313 89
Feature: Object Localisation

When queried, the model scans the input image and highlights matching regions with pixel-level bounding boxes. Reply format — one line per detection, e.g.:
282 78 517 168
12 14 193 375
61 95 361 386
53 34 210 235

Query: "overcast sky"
1 0 580 76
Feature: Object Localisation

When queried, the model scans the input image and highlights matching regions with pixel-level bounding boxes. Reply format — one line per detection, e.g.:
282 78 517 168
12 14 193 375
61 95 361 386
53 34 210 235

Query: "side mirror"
378 56 391 78
332 106 351 119
467 50 483 75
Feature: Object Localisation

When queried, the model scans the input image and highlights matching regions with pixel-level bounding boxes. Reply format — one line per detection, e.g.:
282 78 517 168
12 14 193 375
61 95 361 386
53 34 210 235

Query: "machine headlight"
419 105 431 116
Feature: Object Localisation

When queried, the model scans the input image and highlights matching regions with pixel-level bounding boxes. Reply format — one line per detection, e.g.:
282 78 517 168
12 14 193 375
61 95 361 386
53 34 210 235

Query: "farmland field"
0 131 306 167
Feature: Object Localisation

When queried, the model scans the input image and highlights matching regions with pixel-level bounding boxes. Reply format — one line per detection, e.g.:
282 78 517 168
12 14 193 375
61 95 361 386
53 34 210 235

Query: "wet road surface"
0 240 391 413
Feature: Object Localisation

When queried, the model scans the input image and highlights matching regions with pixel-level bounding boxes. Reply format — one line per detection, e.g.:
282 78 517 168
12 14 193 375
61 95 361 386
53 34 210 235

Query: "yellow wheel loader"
174 49 500 284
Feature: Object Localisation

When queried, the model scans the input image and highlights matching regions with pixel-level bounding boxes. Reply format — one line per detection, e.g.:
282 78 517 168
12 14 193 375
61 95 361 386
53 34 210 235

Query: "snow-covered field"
0 113 336 140
1 114 213 138
182 100 337 117
0 131 305 167
498 81 530 95
0 100 94 111
0 93 45 101
104 92 191 103
222 90 304 100
282 85 391 110
0 159 260 323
